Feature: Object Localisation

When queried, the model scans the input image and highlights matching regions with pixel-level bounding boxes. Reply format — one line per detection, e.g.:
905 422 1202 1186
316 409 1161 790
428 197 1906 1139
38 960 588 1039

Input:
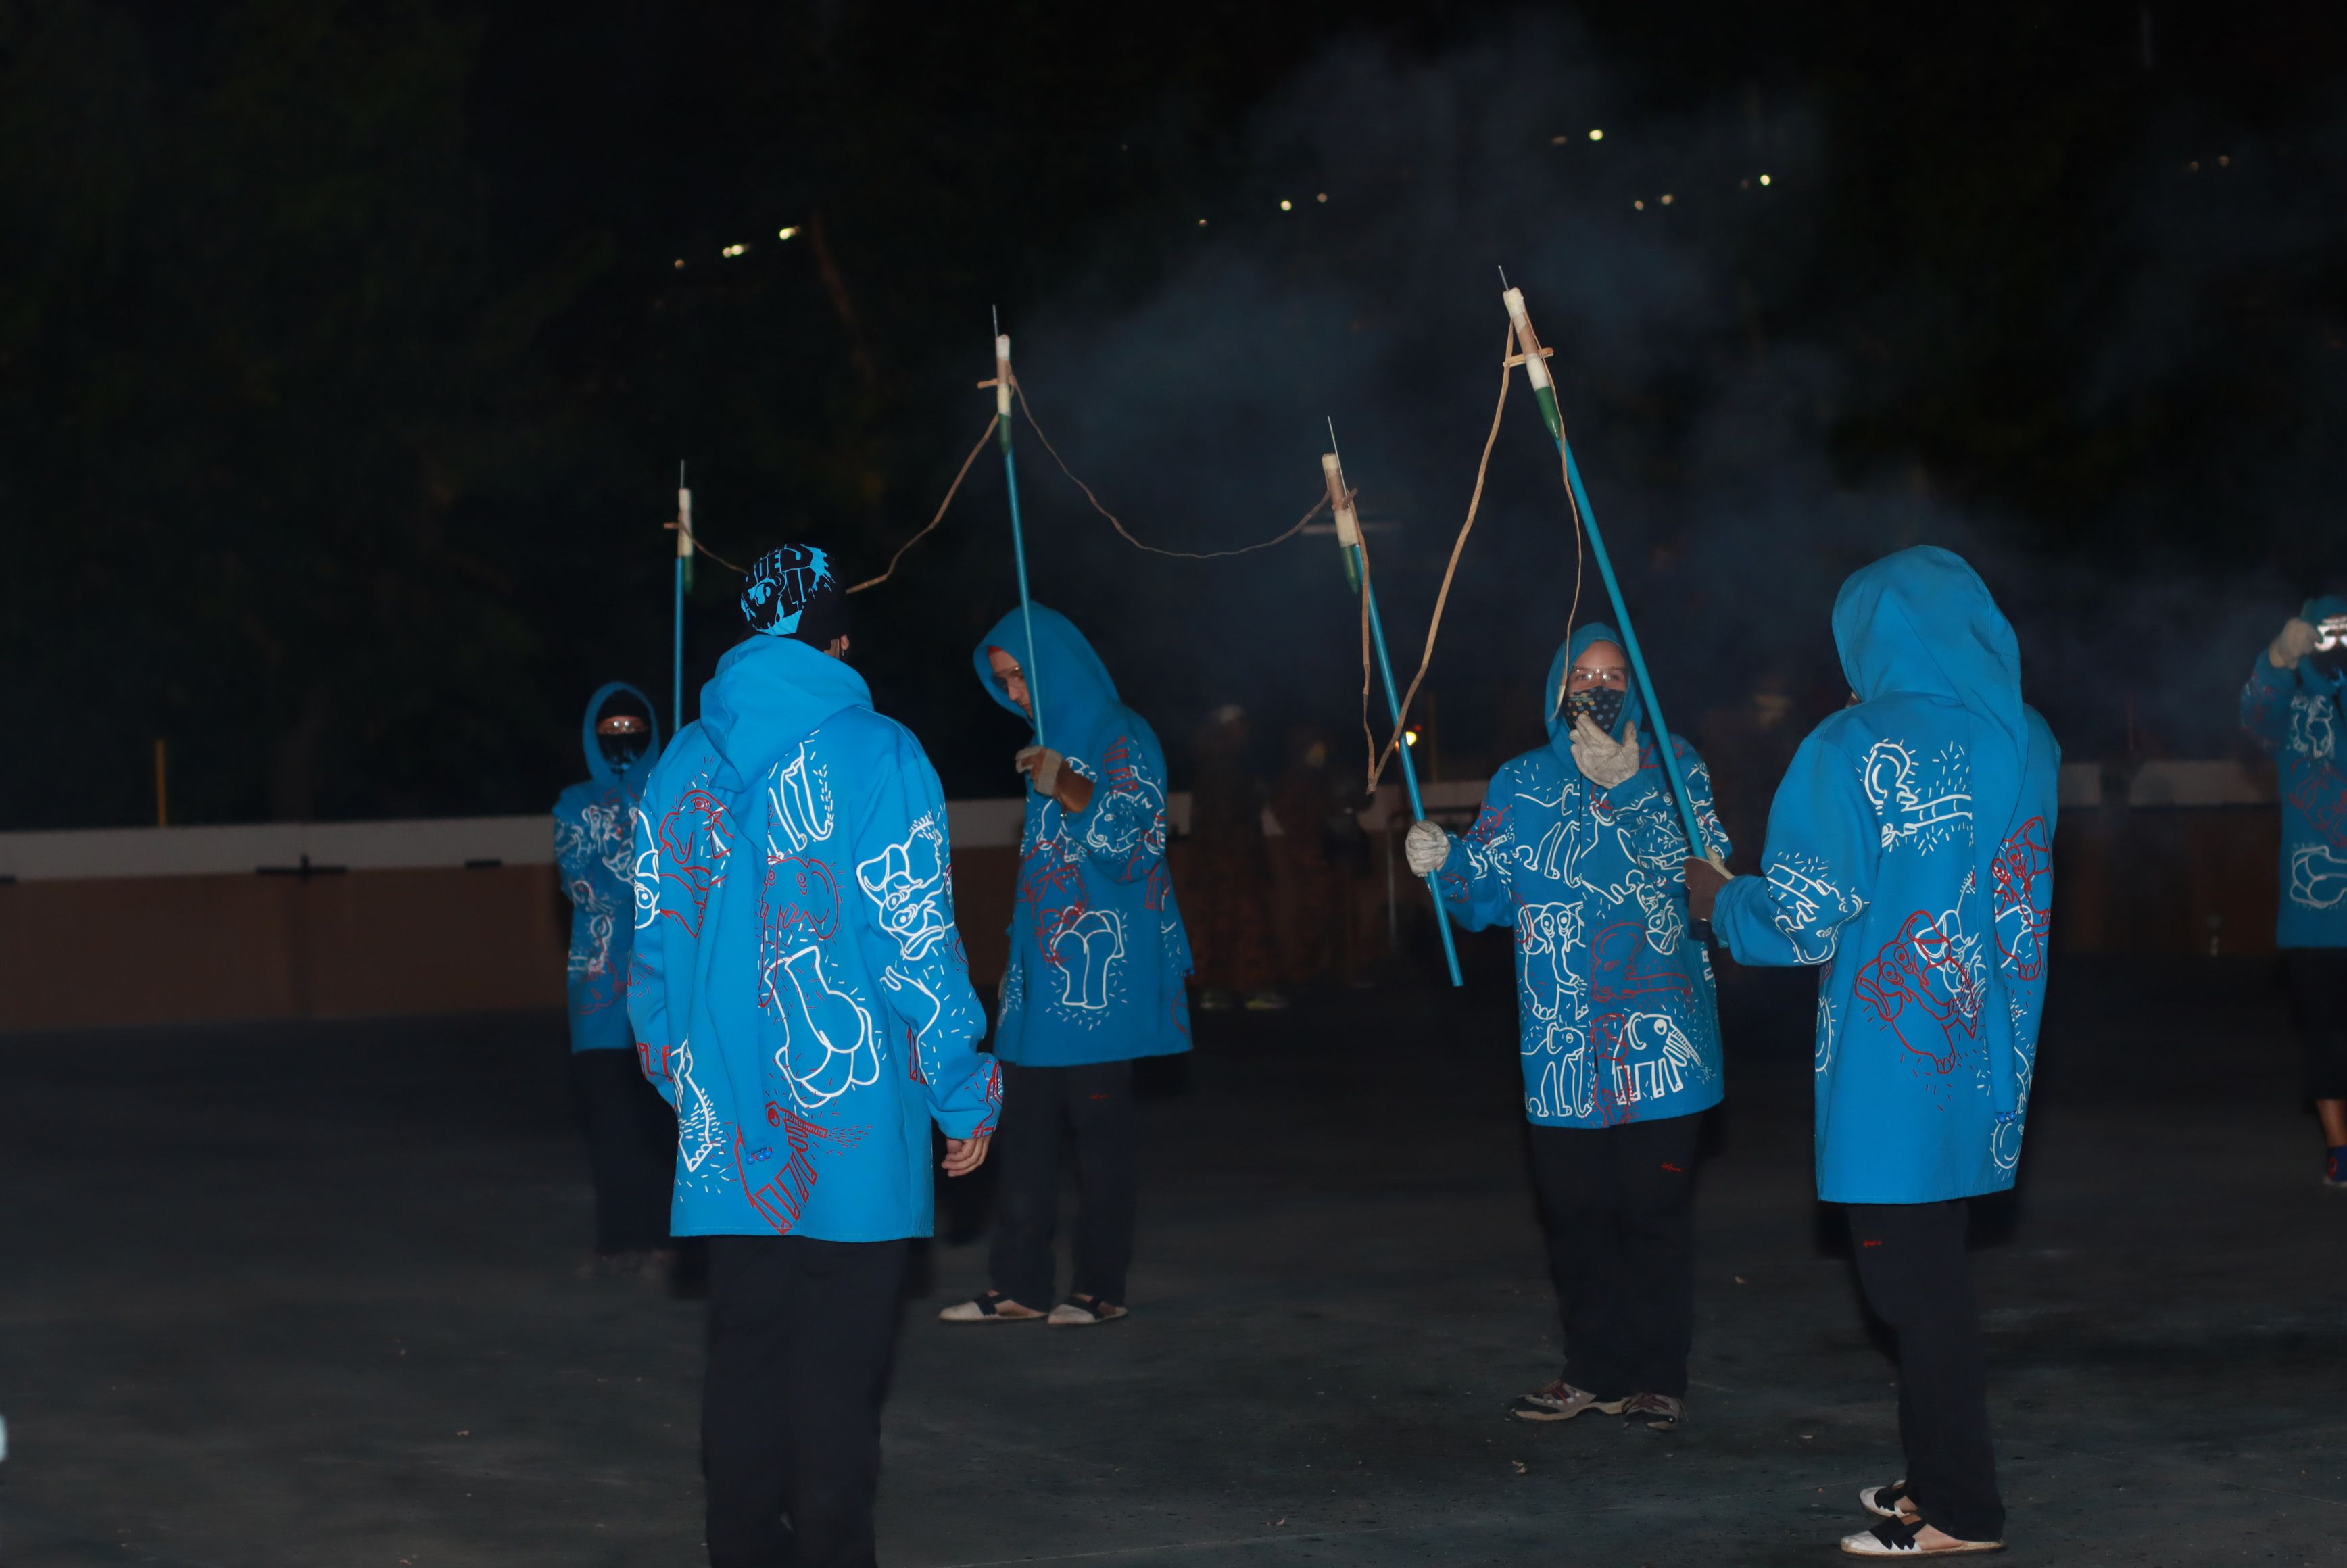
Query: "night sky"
5 1 2344 829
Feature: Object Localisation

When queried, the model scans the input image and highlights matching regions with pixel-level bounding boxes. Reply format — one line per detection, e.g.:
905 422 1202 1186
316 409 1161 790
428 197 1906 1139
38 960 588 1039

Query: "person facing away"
938 604 1191 1327
553 681 676 1277
2240 595 2347 1187
1685 544 2058 1559
1403 622 1731 1437
627 543 1000 1568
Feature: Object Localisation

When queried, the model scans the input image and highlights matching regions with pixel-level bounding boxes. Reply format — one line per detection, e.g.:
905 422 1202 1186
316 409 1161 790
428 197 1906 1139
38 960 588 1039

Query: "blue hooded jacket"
553 683 660 1053
626 635 1001 1241
1435 623 1733 1127
975 606 1192 1066
2240 594 2347 948
1712 547 2060 1204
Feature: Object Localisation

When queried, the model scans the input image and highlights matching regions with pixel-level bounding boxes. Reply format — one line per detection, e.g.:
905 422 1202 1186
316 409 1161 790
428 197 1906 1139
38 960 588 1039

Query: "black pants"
989 1060 1138 1308
1526 1112 1701 1400
2283 948 2347 1102
1847 1200 2004 1544
703 1235 909 1568
570 1048 677 1254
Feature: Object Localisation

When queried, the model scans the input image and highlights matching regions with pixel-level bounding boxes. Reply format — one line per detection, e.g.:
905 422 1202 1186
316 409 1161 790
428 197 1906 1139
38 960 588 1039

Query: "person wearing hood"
554 683 673 1276
1403 622 1732 1438
627 545 1002 1568
940 605 1192 1327
1685 546 2058 1559
2240 594 2347 1187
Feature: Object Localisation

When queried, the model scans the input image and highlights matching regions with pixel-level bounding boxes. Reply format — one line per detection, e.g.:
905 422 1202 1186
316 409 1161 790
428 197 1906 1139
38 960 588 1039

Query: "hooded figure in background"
2240 593 2347 1185
1691 545 2058 1557
627 543 1000 1568
553 683 674 1271
941 604 1190 1327
1405 620 1730 1438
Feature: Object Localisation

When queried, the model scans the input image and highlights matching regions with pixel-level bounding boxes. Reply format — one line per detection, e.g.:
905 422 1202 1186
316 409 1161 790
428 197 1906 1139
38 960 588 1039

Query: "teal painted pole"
1322 451 1464 987
1499 287 1712 863
996 333 1044 748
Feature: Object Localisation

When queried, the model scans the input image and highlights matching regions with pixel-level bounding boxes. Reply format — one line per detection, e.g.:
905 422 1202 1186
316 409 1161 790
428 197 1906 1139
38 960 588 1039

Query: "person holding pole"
628 543 1002 1568
1684 545 2058 1557
2240 593 2347 1187
1404 623 1731 1434
941 604 1192 1327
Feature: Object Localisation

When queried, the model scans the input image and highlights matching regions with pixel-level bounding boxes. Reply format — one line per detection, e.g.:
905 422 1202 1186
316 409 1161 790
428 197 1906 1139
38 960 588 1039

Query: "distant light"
1632 199 1645 210
2187 160 2199 172
721 243 748 258
1316 192 1328 203
2218 154 2231 167
1197 217 1209 227
1280 199 1292 211
1588 128 1604 141
673 258 685 268
1758 173 1772 186
1403 729 1420 748
1660 193 1674 205
777 226 800 241
1550 134 1567 146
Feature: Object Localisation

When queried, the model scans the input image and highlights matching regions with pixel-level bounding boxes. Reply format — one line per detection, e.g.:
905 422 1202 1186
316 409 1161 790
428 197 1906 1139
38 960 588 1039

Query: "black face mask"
2310 647 2347 682
1565 687 1626 735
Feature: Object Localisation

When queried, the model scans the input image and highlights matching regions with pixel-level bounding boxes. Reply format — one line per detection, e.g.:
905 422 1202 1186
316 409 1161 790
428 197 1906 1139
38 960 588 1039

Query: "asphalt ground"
1 952 2340 1567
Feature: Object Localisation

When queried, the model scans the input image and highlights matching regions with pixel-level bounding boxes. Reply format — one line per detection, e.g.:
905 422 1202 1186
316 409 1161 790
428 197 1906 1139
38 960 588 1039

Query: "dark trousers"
703 1235 910 1568
570 1048 676 1254
1526 1112 1701 1400
2283 948 2347 1102
989 1060 1138 1308
1847 1200 2004 1544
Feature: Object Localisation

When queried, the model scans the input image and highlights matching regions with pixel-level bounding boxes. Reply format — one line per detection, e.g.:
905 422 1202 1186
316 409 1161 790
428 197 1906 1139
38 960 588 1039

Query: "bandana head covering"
740 544 850 647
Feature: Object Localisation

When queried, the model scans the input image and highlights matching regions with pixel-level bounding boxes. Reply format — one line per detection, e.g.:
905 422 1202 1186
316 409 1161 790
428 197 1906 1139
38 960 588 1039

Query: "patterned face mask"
1566 686 1626 734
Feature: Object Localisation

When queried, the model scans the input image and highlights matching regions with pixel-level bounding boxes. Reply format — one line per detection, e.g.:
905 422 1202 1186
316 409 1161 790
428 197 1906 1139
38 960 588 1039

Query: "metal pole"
1500 286 1711 861
1322 451 1464 987
996 332 1044 748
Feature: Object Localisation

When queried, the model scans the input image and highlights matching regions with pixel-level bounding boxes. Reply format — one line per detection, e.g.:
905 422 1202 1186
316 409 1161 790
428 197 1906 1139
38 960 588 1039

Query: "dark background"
3 1 2344 829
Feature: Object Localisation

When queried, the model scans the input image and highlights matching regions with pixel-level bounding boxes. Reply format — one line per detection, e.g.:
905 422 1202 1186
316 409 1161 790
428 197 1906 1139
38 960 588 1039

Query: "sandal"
1840 1518 2004 1557
1046 1293 1129 1325
937 1290 1044 1323
1860 1479 1916 1521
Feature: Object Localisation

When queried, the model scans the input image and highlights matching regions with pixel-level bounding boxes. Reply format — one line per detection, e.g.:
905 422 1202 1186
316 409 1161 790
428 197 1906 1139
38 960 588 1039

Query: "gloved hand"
1404 818 1452 876
2271 618 2320 670
1570 716 1641 788
1681 854 1733 923
1015 745 1063 797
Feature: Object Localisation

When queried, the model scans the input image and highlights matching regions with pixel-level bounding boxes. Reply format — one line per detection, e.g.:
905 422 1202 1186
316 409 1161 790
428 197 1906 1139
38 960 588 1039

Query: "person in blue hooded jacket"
2240 595 2347 1186
553 682 673 1274
1402 623 1731 1436
627 544 1002 1568
938 605 1191 1327
1685 546 2058 1558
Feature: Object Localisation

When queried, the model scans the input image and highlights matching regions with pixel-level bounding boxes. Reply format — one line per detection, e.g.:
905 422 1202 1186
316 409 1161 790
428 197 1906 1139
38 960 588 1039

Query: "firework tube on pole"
996 332 1045 748
1499 285 1711 863
1324 451 1465 989
673 466 692 736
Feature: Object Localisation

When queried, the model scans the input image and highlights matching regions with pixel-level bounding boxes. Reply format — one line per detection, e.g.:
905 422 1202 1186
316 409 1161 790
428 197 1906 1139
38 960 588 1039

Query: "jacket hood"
1544 622 1643 756
581 681 661 786
698 635 871 789
1833 547 2027 758
973 604 1119 748
2302 595 2347 693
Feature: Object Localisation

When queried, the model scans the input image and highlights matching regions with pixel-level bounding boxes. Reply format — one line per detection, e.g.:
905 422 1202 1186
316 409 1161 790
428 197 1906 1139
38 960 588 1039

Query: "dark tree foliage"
0 1 2340 827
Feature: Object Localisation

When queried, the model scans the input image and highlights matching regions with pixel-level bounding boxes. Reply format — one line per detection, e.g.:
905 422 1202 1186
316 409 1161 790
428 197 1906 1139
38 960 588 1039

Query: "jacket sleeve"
1435 780 1518 933
1065 729 1169 887
2241 656 2295 753
554 810 593 908
852 733 1001 1140
1597 736 1733 862
1712 730 1874 968
625 796 681 1110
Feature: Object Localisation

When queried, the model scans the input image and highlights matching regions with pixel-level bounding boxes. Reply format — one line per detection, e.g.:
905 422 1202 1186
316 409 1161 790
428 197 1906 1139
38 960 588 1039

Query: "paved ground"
1 954 2342 1567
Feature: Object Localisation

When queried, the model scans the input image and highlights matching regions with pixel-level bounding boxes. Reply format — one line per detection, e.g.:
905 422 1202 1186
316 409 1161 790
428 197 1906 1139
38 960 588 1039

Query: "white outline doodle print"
1609 1011 1711 1105
631 805 661 931
766 743 836 854
856 811 951 962
1518 902 1589 1024
1815 996 1839 1076
1862 739 1975 853
880 966 946 1081
1526 1022 1595 1121
1050 910 1127 1010
2291 695 2338 761
2290 843 2347 910
1764 853 1858 963
674 1038 723 1173
762 944 881 1110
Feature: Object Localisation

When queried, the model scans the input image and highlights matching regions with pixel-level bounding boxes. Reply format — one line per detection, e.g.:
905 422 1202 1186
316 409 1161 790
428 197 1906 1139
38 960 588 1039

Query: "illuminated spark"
1403 730 1419 748
1660 193 1674 205
1588 128 1604 141
1197 217 1208 227
1280 199 1292 211
777 226 800 241
1550 135 1568 146
1759 173 1772 186
721 243 748 258
1316 192 1328 203
1632 199 1645 210
673 258 685 268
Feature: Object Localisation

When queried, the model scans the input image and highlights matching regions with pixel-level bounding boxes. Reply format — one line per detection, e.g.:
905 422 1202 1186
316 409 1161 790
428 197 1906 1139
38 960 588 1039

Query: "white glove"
1404 818 1451 876
1570 717 1641 789
1015 745 1063 797
2271 618 2319 670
